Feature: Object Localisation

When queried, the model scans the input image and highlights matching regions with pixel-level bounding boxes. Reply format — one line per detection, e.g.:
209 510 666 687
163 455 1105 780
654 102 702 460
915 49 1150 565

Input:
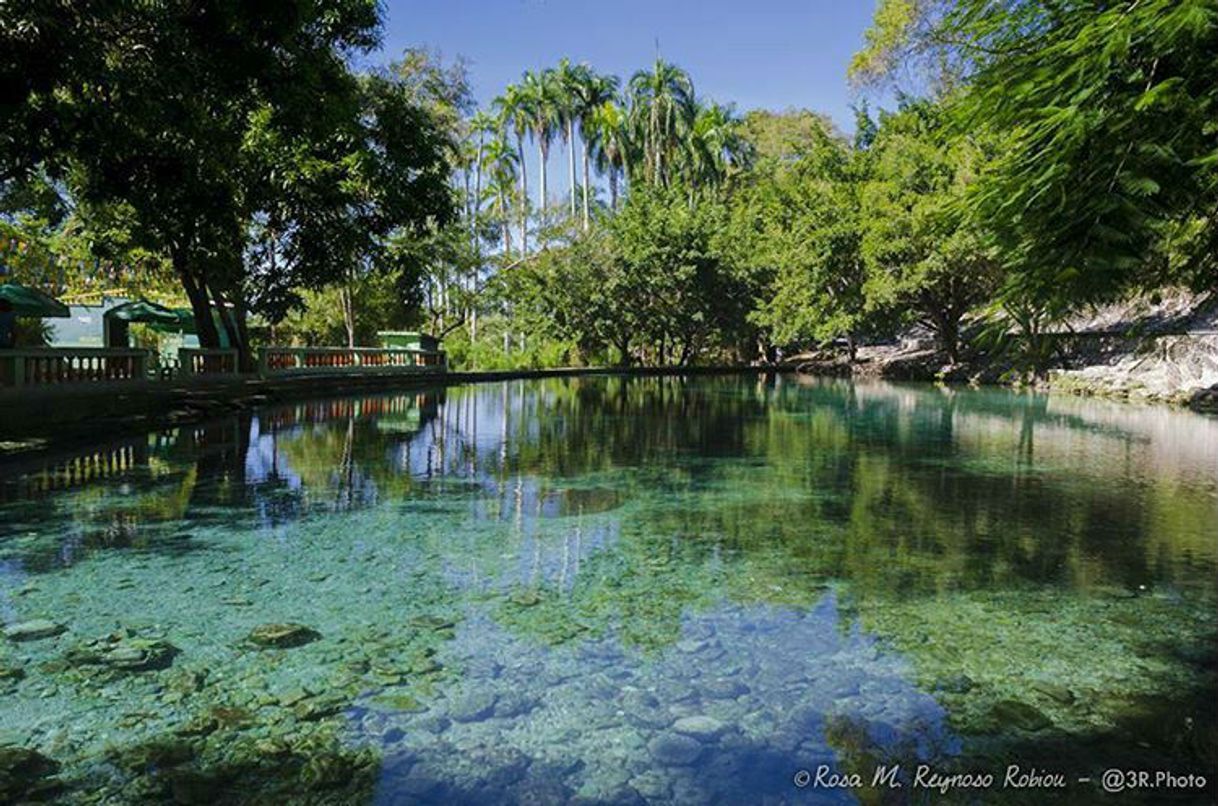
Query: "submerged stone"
702 678 749 699
67 635 179 673
210 706 254 729
408 615 456 632
4 620 65 642
293 696 345 722
448 691 498 723
300 754 356 790
169 770 225 805
510 590 542 607
371 693 427 713
278 687 312 707
647 733 703 765
934 674 974 694
409 656 443 675
111 737 195 772
990 699 1052 732
672 715 728 741
0 745 60 801
173 716 218 737
493 692 538 718
1031 682 1076 705
247 623 320 649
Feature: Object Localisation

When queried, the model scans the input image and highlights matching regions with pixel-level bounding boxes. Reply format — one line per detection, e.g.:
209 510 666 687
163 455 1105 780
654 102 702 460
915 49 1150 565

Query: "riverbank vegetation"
3 1 1215 374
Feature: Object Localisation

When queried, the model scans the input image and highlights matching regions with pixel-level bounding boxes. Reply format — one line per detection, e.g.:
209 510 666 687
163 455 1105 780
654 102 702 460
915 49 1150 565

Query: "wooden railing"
0 348 148 389
2 345 447 392
179 348 239 376
257 346 445 375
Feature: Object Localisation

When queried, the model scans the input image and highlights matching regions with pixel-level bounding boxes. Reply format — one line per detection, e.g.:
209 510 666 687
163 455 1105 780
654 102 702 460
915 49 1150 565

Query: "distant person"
0 299 14 349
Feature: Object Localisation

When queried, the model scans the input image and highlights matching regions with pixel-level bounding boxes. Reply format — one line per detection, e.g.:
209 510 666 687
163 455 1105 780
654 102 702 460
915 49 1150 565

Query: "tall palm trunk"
471 132 484 250
537 134 548 234
470 131 484 341
581 142 591 230
499 191 511 257
516 132 528 256
567 118 577 219
609 166 618 211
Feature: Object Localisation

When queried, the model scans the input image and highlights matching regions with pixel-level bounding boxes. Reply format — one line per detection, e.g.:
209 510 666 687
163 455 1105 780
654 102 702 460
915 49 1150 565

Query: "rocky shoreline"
797 336 1218 413
795 292 1218 414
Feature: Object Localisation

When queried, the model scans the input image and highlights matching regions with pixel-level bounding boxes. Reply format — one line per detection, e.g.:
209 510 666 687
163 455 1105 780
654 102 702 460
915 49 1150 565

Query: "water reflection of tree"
484 376 1216 659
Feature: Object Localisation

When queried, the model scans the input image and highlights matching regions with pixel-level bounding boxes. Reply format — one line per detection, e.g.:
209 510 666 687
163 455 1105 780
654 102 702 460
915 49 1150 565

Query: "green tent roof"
167 307 199 334
0 283 70 318
104 299 181 326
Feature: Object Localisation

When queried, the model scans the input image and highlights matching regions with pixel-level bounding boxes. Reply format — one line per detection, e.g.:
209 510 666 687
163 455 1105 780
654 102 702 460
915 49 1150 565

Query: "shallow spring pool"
1 375 1215 803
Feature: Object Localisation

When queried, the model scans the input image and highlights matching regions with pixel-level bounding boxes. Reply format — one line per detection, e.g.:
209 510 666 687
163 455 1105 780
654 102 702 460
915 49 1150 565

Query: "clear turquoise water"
0 375 1215 803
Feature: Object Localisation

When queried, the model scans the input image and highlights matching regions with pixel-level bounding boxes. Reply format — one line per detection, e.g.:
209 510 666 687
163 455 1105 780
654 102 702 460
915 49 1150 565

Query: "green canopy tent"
0 283 70 349
0 283 71 318
102 299 182 347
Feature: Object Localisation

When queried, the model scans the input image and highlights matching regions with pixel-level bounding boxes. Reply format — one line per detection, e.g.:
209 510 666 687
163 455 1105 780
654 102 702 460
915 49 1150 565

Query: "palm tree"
482 136 518 258
627 59 695 186
573 70 619 229
495 85 531 256
554 58 585 221
467 110 495 243
688 101 753 187
587 100 630 211
520 68 561 234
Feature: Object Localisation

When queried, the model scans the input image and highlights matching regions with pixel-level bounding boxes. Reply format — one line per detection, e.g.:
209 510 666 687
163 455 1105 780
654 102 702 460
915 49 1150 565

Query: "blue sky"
379 0 884 129
375 0 887 204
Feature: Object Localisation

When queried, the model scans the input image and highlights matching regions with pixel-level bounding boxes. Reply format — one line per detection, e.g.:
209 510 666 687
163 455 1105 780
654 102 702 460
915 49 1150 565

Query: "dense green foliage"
4 2 1215 371
852 0 1218 313
2 2 454 363
451 1 1216 370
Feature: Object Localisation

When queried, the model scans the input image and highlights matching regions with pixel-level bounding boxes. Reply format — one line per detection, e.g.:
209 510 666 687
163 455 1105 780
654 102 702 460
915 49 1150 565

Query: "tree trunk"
340 283 355 349
207 281 247 369
581 144 591 230
609 169 618 211
176 253 220 349
538 137 548 235
614 335 630 366
941 317 960 364
517 133 528 256
567 119 577 219
471 132 485 343
232 297 254 372
500 192 511 256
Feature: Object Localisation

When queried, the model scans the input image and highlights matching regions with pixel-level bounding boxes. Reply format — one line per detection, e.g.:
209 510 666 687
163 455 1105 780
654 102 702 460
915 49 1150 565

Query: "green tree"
853 0 1218 313
586 101 632 212
859 100 1000 362
609 186 746 364
2 1 455 365
572 69 620 229
495 84 534 256
627 60 696 187
688 102 754 189
553 58 586 221
730 116 871 357
520 69 563 234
